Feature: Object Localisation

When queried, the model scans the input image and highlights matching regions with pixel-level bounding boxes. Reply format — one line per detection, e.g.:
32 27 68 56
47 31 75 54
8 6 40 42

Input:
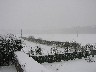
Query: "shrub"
0 34 22 66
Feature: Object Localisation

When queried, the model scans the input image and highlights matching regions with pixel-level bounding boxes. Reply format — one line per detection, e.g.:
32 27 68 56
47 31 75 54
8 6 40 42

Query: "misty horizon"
0 0 96 34
0 25 96 34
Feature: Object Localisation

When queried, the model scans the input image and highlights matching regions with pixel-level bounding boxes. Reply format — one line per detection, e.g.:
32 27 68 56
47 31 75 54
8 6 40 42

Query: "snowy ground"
21 38 96 72
14 51 51 72
0 34 96 72
0 57 96 72
42 57 96 72
0 65 17 72
22 40 64 55
22 40 96 72
17 34 96 45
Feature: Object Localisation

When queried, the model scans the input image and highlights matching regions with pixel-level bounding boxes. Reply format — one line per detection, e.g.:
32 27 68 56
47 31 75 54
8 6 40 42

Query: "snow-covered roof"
14 51 51 72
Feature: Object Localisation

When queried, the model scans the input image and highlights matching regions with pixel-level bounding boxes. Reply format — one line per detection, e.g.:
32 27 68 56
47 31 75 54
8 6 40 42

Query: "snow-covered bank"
14 51 52 72
42 57 96 72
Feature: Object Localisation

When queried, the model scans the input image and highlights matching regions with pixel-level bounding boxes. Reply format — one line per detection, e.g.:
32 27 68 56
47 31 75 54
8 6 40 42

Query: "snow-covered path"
0 65 17 72
14 51 52 72
42 57 96 72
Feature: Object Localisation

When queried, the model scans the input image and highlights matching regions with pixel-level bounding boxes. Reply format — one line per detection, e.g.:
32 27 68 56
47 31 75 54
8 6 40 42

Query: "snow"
0 65 17 72
42 57 96 72
20 34 96 45
1 34 96 72
22 40 69 56
16 34 96 72
14 51 52 72
20 39 96 72
20 34 96 56
22 40 63 55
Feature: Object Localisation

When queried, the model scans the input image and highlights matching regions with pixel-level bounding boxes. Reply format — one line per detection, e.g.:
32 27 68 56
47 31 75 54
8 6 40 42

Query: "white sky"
0 0 96 33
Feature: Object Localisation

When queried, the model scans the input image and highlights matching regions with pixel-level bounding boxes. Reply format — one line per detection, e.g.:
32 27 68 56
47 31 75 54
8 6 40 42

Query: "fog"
0 0 96 34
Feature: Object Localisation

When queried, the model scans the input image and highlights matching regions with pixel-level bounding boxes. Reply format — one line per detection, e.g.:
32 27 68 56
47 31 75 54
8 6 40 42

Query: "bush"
0 34 22 66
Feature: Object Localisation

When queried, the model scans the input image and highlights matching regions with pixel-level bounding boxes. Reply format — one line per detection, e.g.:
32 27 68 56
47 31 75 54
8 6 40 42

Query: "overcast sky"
0 0 96 34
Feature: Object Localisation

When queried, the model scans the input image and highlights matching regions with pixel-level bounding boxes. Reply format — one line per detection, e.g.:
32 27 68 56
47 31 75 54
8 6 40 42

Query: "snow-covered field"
22 40 64 55
42 57 96 72
17 34 96 45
